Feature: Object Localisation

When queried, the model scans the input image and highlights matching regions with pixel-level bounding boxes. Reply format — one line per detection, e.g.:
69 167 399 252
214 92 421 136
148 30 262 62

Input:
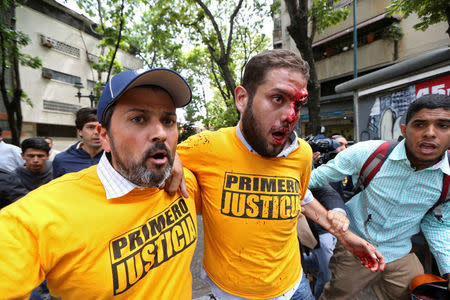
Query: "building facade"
1 0 142 149
274 0 449 140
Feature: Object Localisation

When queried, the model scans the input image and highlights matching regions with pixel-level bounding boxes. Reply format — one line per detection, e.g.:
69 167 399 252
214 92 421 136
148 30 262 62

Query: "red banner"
415 73 450 97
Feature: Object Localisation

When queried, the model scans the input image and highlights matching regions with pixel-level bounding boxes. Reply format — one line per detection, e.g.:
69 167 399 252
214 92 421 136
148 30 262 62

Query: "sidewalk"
192 296 210 300
191 216 211 299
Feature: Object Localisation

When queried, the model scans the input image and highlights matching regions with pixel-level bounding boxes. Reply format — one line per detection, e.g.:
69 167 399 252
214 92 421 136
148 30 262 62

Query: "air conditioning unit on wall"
42 69 53 79
40 35 56 48
87 53 98 63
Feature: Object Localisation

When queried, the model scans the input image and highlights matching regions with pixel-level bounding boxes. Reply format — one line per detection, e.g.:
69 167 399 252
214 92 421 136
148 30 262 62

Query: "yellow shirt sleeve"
0 210 44 298
184 167 202 214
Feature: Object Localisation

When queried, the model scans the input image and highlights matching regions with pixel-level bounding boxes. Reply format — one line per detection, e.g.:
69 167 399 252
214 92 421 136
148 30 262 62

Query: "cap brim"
121 69 192 108
100 68 192 124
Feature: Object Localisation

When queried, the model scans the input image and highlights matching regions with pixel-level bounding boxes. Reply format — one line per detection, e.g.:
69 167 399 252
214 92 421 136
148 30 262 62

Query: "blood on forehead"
290 88 308 105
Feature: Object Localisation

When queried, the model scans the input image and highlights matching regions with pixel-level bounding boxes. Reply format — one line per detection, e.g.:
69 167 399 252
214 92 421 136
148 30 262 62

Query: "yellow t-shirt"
0 166 200 299
177 127 312 299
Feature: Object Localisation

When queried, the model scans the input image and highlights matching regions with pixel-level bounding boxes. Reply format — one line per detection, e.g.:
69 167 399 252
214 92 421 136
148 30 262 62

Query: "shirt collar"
389 139 450 175
235 122 299 158
97 153 138 199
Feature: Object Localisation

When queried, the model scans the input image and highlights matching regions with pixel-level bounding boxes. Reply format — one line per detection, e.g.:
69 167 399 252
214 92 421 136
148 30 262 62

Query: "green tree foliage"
283 0 349 135
76 0 139 96
387 0 450 36
178 122 199 143
138 0 271 129
128 1 185 69
73 0 270 129
0 0 42 145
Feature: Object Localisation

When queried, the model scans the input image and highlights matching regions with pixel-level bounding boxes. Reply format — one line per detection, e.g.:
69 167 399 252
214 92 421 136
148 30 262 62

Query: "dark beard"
241 100 289 158
110 139 173 187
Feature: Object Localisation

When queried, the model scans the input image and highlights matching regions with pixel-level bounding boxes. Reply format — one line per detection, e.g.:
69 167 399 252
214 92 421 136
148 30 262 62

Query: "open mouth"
418 142 437 154
271 128 288 145
148 150 168 164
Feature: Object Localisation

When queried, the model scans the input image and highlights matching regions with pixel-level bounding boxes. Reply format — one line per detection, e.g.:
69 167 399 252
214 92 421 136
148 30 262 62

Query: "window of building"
42 68 81 86
87 79 97 90
312 16 401 62
36 123 77 138
43 100 81 114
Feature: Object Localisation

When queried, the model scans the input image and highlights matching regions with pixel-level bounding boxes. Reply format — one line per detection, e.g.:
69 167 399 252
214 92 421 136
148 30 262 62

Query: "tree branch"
106 0 125 81
209 57 229 101
225 0 244 59
0 30 10 109
193 0 226 56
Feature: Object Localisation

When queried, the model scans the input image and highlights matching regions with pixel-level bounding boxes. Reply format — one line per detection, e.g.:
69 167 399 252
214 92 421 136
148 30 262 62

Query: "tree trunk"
220 62 236 103
285 0 321 135
0 3 22 146
446 4 450 38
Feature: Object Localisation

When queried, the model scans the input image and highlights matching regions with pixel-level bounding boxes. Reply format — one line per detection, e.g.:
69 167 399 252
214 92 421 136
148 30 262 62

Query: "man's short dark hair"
242 49 310 102
102 85 169 132
0 127 2 136
405 94 450 124
21 138 50 154
75 107 98 130
331 134 346 140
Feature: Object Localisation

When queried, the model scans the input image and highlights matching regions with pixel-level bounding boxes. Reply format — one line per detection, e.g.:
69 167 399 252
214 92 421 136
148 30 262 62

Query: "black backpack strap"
427 151 450 221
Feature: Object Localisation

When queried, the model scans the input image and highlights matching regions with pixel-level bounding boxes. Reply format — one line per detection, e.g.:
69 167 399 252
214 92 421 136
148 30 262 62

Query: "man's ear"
98 124 111 152
77 128 82 139
235 86 249 115
400 123 406 138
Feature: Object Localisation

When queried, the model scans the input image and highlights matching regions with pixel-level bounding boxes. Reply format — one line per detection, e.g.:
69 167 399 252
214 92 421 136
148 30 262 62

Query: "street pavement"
191 216 211 299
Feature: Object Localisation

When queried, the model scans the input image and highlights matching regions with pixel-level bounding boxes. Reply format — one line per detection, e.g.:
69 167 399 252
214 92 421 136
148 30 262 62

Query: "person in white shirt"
0 127 24 172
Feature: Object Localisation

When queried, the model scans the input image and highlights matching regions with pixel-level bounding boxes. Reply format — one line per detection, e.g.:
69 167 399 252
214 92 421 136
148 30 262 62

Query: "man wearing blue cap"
0 69 200 299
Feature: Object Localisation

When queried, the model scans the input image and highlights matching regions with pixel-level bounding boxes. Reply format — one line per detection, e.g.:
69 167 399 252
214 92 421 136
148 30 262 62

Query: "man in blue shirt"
52 107 103 178
310 94 450 300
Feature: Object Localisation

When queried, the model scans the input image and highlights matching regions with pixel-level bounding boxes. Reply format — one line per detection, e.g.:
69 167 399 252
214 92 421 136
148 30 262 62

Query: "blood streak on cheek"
286 101 297 123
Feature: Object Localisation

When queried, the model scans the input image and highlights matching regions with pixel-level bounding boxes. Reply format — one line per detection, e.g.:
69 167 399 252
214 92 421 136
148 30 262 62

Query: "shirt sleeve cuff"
331 208 347 215
302 189 314 204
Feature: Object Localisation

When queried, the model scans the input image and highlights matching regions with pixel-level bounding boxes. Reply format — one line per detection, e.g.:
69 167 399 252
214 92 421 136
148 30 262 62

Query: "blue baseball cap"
97 68 192 124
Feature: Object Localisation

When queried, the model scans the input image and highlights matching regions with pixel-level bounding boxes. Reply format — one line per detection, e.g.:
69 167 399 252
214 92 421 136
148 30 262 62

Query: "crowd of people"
0 49 448 300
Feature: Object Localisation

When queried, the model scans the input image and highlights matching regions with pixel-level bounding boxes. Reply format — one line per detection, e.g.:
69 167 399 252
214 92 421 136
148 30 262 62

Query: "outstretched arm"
302 198 385 272
302 198 349 235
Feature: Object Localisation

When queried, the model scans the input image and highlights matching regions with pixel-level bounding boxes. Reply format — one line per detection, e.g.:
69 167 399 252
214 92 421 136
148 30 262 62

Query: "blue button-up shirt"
309 139 450 275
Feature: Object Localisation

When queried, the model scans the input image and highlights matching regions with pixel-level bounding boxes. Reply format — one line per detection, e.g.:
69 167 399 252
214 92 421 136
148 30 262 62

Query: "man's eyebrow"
412 118 450 122
125 108 150 114
124 108 176 116
268 88 292 97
